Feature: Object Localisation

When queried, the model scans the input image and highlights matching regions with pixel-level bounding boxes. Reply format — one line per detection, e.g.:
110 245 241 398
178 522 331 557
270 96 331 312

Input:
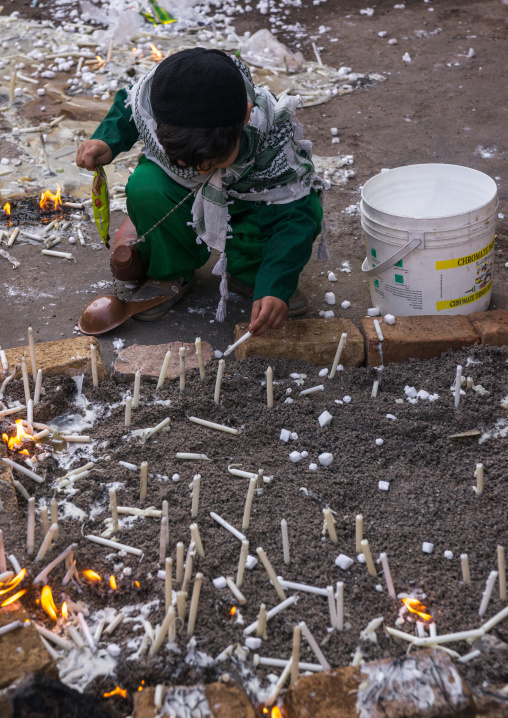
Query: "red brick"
469 309 508 346
234 319 364 367
360 315 479 366
112 341 214 383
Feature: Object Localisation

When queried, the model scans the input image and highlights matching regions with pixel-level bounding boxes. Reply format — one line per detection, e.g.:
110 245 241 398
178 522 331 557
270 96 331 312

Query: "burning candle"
109 488 119 532
473 463 484 495
28 327 37 381
281 519 290 565
150 606 176 655
242 477 257 531
355 514 363 554
336 581 344 631
140 461 148 501
0 530 6 573
380 552 396 598
256 547 287 601
298 622 331 670
34 369 43 404
479 570 498 616
191 474 201 518
179 346 186 392
361 539 377 577
461 553 471 586
266 366 273 408
132 370 141 408
291 625 300 685
454 365 462 408
190 523 205 558
498 545 506 601
159 517 167 563
157 350 171 389
226 576 246 606
236 539 249 588
195 338 206 380
327 585 338 628
50 497 59 542
176 542 184 584
35 523 58 562
214 359 226 404
176 590 187 621
323 508 338 544
329 332 347 379
125 392 132 427
256 603 267 638
21 356 31 405
27 497 35 555
90 344 98 387
165 557 173 613
223 330 252 357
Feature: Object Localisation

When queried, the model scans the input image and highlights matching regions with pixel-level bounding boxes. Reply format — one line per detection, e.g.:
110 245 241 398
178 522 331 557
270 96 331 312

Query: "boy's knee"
127 166 164 208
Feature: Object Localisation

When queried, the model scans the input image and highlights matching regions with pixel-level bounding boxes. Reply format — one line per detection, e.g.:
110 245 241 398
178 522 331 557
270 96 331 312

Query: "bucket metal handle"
361 235 423 278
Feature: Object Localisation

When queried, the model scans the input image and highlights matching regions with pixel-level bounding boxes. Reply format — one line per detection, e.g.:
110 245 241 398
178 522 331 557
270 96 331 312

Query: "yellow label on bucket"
436 280 492 311
435 238 495 270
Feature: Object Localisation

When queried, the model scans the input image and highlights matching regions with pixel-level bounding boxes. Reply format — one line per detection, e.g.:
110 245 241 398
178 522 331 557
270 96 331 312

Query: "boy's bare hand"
249 296 288 336
76 140 113 171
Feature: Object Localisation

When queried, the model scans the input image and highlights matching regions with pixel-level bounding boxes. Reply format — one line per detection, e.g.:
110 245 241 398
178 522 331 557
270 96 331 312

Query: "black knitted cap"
150 49 248 128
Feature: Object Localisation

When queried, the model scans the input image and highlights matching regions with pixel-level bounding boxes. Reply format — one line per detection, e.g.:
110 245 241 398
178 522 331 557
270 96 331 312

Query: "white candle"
50 497 59 542
27 497 35 554
414 628 485 647
335 581 344 631
291 625 300 685
298 621 331 670
125 392 132 427
254 656 323 673
33 543 77 584
0 406 25 418
473 463 484 495
214 359 226 404
188 416 239 435
191 474 201 518
35 523 58 562
0 620 22 637
0 349 8 373
21 356 31 405
93 619 106 643
41 249 73 259
35 624 74 652
481 605 508 633
165 557 173 613
355 514 363 554
479 570 498 616
190 523 205 558
498 545 506 601
244 596 297 636
104 613 125 635
175 452 210 461
236 539 249 588
429 623 437 637
61 434 91 443
162 500 169 545
109 488 119 531
242 477 257 531
228 467 258 479
373 319 384 342
323 508 338 544
226 576 246 606
8 554 21 574
40 505 50 537
157 350 172 389
27 327 37 381
144 417 171 440
329 332 347 379
179 346 186 392
176 590 187 620
256 547 287 601
90 344 98 387
1 458 43 483
461 553 471 586
371 379 379 398
13 480 29 500
159 517 167 563
265 656 293 707
454 365 462 408
281 519 290 565
380 552 396 599
140 461 148 501
277 578 327 597
361 539 377 577
78 612 95 652
176 542 185 584
58 462 95 481
182 545 195 593
299 384 325 396
256 603 267 638
86 534 142 556
223 330 252 357
266 366 273 408
132 370 141 408
150 606 176 655
327 585 338 628
195 337 206 380
210 512 246 541
34 369 43 404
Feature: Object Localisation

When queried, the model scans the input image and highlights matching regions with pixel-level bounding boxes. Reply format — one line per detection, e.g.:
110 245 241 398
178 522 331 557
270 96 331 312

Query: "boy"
76 48 324 336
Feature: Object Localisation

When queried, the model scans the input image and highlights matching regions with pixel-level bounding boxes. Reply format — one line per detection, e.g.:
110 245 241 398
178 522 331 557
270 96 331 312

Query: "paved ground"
1 0 507 369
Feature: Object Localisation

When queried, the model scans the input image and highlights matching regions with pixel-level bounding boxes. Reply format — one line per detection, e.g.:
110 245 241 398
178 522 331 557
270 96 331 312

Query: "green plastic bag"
92 165 111 248
140 0 176 25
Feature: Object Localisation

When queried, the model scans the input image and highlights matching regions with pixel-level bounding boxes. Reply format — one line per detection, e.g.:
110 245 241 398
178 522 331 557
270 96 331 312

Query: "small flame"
0 568 26 595
61 601 68 620
83 570 101 582
229 606 236 616
3 419 34 451
134 580 140 588
150 44 162 61
138 680 145 692
41 585 58 621
1 589 27 607
109 575 117 590
39 185 62 211
3 202 10 215
271 709 283 718
402 598 432 622
95 55 105 67
103 687 127 699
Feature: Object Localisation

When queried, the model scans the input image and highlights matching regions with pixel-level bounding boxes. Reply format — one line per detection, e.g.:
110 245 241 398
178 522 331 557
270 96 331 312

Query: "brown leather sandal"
133 277 194 321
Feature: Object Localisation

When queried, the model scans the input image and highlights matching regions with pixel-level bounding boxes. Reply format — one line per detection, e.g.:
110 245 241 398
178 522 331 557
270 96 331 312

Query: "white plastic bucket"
361 163 498 316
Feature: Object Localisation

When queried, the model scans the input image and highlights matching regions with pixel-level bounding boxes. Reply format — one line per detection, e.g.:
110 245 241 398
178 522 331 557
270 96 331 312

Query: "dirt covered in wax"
1 345 508 713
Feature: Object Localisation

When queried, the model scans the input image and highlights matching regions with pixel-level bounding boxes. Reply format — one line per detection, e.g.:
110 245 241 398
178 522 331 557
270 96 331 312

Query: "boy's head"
151 49 250 173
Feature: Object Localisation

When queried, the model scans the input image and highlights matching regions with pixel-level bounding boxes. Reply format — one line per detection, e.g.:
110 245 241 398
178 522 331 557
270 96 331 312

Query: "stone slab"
132 687 157 718
205 682 256 718
0 604 57 690
233 319 364 367
0 336 105 382
469 309 508 346
112 341 214 383
360 315 480 366
284 666 360 718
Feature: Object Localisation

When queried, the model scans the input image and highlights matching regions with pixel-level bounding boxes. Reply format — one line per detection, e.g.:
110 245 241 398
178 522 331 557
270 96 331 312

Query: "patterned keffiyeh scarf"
126 57 327 321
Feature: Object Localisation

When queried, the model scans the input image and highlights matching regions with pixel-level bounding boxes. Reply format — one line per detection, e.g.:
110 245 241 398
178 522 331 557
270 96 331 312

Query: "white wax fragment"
417 390 430 400
245 555 258 570
330 128 338 135
357 553 366 564
378 480 390 491
301 451 308 459
388 38 398 44
444 550 454 560
341 300 351 309
378 30 387 37
324 310 335 318
375 438 384 446
284 398 294 404
402 52 411 62
214 350 223 358
319 368 329 377
385 414 397 420
280 429 291 443
343 396 352 404
245 636 262 650
328 272 337 282
367 308 380 317
335 554 354 570
404 386 417 398
422 542 434 554
172 473 180 482
107 643 121 656
290 451 303 463
213 576 227 589
384 314 395 324
318 411 333 427
325 292 336 305
290 432 298 441
318 453 333 466
309 463 318 471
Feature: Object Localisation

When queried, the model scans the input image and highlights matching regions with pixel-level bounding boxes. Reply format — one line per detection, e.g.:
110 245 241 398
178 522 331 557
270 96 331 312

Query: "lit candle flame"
150 44 162 61
402 597 432 621
271 708 283 718
1 589 27 607
83 570 101 582
39 185 62 212
0 568 26 595
41 585 58 621
229 606 236 616
134 580 140 588
109 575 117 590
61 601 68 620
103 687 127 698
3 202 10 216
3 419 34 452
